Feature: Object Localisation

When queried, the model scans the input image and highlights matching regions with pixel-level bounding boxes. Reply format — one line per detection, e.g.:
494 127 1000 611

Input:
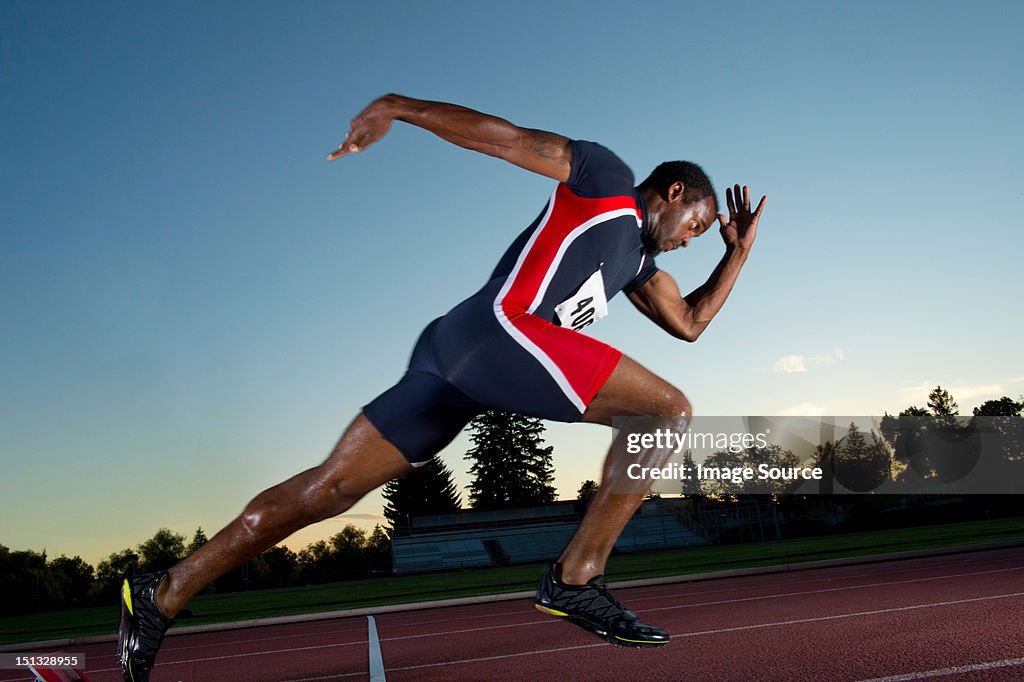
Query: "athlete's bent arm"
628 184 766 342
328 94 572 182
628 253 747 342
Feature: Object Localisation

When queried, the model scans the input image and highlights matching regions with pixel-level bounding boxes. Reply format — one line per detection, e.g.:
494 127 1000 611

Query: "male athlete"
118 94 765 680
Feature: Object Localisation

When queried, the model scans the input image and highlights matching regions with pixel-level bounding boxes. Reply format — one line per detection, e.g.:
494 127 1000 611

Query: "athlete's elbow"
673 318 708 343
668 325 699 343
678 329 701 343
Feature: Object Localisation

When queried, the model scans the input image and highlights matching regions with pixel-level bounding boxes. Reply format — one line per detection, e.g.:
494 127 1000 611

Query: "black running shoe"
534 563 669 647
118 571 175 681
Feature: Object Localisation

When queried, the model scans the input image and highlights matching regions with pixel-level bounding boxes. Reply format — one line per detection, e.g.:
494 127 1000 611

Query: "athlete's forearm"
381 94 572 181
682 246 749 337
385 94 518 154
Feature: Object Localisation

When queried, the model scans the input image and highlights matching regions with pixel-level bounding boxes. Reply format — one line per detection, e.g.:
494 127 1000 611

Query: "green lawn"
3 516 1022 645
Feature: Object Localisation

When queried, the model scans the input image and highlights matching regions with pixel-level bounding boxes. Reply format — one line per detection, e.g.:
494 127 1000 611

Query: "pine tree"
576 479 598 515
834 422 890 492
841 422 867 458
187 527 208 554
465 411 556 509
927 386 959 426
577 480 598 504
382 456 462 528
680 450 702 497
364 525 392 573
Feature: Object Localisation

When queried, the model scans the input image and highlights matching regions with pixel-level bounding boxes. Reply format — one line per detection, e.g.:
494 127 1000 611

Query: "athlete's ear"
667 181 686 203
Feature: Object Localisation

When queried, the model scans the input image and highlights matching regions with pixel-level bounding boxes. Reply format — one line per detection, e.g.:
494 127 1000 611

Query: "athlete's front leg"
558 354 690 584
534 354 689 648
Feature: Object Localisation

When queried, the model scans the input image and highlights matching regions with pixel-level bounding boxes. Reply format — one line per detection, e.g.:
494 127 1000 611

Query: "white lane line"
377 592 1024 674
80 640 367 674
156 625 367 654
641 566 1024 614
381 618 559 642
624 555 1024 605
675 591 1024 637
367 616 386 682
282 672 365 680
856 656 1024 681
386 643 605 674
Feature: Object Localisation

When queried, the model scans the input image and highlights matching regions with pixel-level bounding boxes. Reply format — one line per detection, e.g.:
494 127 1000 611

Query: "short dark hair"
639 161 717 210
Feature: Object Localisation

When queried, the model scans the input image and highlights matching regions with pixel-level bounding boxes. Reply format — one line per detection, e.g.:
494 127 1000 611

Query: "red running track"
4 546 1023 681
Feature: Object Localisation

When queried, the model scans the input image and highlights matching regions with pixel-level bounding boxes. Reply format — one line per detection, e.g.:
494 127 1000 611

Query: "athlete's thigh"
581 353 690 427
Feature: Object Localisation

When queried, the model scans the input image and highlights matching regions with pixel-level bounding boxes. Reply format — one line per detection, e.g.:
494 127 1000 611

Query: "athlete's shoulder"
565 140 635 199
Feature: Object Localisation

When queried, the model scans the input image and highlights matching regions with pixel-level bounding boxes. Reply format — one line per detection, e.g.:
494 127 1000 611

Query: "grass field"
3 516 1023 645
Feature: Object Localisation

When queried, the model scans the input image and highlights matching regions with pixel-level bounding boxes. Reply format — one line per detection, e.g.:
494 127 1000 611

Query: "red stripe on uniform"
499 184 637 405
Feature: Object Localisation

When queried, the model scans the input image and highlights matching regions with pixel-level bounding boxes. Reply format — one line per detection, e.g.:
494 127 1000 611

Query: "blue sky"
2 0 1022 565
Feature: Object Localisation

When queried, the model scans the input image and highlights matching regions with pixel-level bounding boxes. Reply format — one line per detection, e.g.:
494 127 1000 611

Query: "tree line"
0 523 392 617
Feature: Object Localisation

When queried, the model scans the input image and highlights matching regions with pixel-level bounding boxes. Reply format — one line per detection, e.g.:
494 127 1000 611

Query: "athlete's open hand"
718 184 766 252
327 96 396 160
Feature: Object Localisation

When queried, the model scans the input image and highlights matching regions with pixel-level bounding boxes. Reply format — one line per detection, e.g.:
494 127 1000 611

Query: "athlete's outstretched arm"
628 185 766 342
327 94 572 182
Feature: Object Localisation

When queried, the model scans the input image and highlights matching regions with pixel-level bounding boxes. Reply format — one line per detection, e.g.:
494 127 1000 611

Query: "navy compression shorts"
363 292 622 465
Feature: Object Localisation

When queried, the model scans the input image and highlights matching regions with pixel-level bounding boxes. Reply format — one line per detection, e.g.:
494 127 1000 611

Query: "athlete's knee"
636 386 691 447
240 491 288 538
326 475 365 514
240 473 324 537
649 384 692 422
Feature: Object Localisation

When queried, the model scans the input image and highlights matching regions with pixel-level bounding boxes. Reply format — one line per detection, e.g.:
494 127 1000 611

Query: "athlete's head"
638 161 718 254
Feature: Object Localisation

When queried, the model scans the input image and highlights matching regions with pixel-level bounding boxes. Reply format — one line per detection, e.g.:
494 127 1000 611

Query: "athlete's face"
647 194 716 254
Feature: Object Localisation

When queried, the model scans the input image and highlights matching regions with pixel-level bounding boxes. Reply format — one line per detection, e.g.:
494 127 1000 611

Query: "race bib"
554 269 608 332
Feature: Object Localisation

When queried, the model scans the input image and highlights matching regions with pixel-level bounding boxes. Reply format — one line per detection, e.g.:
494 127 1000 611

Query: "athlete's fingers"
726 186 735 216
327 142 359 160
752 194 767 219
346 127 364 148
717 213 729 228
734 185 743 213
340 116 388 156
742 185 751 212
328 129 356 160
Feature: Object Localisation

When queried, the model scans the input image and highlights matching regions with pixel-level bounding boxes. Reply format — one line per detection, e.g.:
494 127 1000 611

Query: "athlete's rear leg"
119 413 412 680
558 354 691 585
155 413 413 617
